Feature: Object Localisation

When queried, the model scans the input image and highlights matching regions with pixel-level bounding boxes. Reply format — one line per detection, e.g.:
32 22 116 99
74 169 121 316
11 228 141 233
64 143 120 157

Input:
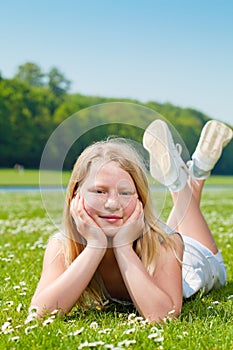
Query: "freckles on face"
80 161 138 224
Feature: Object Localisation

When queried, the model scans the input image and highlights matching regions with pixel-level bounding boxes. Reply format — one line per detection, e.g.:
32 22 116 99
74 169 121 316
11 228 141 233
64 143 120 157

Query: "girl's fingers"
75 195 96 226
77 194 84 212
70 197 76 215
71 193 83 215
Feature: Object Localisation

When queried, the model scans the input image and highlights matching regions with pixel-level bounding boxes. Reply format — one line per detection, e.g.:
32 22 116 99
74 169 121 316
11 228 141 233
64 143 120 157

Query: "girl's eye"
95 189 106 194
119 191 132 196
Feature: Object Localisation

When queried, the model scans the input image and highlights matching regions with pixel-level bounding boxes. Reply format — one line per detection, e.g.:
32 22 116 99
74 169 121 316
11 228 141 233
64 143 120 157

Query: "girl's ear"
73 190 78 199
73 184 80 198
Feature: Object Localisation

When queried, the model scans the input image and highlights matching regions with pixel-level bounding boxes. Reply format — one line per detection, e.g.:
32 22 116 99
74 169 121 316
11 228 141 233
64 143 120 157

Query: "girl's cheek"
83 199 98 219
83 191 104 212
123 198 137 220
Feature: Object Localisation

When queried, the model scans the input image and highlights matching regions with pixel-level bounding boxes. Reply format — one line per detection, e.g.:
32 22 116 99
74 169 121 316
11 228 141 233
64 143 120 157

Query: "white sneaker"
189 120 233 179
143 119 188 192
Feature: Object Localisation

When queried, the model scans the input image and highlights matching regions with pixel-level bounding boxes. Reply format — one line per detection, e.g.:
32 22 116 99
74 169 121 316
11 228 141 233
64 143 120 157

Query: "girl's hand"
112 200 145 248
70 193 108 249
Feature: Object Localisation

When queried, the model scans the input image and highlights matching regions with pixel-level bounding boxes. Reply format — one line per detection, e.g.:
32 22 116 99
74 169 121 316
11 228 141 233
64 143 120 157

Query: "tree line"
0 62 232 174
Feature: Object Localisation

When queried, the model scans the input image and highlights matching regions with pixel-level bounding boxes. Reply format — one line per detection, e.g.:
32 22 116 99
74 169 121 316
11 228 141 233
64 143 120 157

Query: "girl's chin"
102 226 119 237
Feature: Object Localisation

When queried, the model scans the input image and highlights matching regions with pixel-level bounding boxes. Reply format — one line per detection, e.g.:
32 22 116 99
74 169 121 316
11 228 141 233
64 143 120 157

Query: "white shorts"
182 235 227 298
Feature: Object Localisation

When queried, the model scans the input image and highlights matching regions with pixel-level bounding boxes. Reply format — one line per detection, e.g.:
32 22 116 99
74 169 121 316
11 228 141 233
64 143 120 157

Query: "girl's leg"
166 178 218 254
143 118 232 254
166 178 204 229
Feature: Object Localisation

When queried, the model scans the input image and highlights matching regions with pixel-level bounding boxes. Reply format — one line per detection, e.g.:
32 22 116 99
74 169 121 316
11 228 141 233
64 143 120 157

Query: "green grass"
0 169 71 186
205 175 233 186
1 168 233 186
0 169 233 186
0 189 233 349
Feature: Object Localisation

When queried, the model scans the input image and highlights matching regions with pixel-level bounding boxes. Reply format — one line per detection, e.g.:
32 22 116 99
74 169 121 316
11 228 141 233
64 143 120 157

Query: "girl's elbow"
144 301 182 324
164 299 182 321
29 296 68 319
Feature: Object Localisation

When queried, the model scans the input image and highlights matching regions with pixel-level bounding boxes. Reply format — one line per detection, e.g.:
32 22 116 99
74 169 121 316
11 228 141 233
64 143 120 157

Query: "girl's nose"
104 195 121 210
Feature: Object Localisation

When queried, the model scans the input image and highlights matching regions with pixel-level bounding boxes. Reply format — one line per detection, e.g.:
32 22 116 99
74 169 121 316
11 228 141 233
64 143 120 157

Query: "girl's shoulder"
157 220 184 248
50 231 68 246
51 231 65 239
159 230 184 266
44 232 68 261
41 232 67 271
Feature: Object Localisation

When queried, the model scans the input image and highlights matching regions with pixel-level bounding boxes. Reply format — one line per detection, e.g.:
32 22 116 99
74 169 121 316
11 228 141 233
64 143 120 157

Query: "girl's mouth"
99 215 122 223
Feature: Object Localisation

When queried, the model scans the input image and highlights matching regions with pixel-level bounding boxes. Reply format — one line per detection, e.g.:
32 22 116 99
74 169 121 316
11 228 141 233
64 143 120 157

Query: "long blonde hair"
61 138 173 307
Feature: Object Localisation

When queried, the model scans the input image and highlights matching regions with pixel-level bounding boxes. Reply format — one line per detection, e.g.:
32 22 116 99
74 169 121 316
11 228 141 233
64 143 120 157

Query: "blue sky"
1 0 233 124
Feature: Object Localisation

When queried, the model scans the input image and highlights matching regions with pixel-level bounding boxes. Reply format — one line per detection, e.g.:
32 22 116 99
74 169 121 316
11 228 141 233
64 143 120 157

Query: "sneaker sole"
143 119 172 179
193 120 233 169
143 120 187 190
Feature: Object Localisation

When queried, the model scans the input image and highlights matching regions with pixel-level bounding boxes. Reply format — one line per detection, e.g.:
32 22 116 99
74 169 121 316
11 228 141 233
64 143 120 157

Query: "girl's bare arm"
31 195 107 316
113 201 183 323
31 238 106 315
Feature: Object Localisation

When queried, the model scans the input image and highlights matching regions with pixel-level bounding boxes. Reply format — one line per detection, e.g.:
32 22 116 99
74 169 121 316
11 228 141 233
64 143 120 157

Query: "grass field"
0 169 71 186
0 185 233 348
0 168 233 187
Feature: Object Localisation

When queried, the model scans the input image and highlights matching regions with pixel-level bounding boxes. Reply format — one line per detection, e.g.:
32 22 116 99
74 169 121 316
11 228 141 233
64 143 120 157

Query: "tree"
14 62 45 86
1 63 232 173
47 67 71 97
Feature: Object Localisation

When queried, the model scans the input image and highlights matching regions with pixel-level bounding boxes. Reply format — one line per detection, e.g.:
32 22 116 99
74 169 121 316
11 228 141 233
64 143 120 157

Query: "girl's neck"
98 248 118 277
101 248 116 264
97 248 131 301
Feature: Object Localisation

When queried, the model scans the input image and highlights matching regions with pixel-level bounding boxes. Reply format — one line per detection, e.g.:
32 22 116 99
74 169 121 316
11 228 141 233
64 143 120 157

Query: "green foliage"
14 62 45 87
0 78 55 167
0 189 233 349
0 62 232 173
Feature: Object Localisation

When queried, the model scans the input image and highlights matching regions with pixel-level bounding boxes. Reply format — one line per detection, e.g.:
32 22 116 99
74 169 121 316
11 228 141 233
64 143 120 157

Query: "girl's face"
79 161 138 233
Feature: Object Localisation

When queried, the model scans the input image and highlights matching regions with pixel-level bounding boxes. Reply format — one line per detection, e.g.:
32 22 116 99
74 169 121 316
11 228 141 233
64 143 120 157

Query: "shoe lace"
175 143 182 155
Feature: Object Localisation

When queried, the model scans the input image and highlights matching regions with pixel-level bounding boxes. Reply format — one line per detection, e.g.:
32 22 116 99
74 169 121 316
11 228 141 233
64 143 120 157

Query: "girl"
31 119 232 323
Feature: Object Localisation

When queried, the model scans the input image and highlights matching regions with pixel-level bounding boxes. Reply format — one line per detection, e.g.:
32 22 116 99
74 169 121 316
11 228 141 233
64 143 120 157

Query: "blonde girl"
31 119 232 323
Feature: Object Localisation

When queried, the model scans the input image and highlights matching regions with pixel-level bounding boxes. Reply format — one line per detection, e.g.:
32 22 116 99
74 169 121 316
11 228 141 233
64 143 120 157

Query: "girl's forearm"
114 245 181 323
31 246 105 315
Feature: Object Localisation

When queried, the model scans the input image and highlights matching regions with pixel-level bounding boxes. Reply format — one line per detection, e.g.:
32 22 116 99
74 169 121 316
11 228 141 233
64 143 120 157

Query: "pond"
0 184 232 193
0 186 66 192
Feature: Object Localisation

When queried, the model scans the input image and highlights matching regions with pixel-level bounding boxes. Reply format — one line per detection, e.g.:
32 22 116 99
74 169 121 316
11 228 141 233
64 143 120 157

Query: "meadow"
0 172 233 349
0 168 233 187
